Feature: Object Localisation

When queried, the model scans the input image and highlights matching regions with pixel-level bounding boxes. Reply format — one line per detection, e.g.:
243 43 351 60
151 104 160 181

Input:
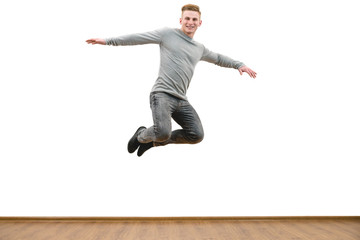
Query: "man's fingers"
246 69 257 78
239 66 257 78
250 70 256 78
86 38 104 45
250 71 257 78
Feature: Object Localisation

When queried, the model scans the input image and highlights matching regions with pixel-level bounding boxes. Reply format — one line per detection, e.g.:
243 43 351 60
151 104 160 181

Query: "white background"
1 0 359 216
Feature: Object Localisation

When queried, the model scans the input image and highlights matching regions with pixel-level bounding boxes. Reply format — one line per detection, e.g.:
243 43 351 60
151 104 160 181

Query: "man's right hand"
86 38 106 45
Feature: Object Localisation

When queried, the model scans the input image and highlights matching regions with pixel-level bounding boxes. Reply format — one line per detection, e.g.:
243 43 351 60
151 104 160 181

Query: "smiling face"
180 10 202 38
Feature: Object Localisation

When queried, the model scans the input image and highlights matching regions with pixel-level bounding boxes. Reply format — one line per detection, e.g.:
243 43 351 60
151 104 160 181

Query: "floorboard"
1 217 359 240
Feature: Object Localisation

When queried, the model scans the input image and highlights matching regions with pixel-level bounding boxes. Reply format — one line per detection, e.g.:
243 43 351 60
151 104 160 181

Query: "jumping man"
86 4 257 156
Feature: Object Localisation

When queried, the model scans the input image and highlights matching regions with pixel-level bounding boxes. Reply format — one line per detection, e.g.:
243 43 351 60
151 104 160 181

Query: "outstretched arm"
201 47 257 79
238 66 257 79
91 28 165 46
86 38 106 45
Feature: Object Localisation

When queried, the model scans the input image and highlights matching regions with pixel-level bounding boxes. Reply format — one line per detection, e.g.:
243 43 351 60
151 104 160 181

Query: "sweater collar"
177 28 194 41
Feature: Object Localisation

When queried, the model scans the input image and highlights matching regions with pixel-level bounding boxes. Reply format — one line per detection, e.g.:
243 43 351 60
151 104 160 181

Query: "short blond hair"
181 4 201 16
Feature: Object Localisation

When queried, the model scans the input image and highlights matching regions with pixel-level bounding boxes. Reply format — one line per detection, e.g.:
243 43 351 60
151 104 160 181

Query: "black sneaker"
137 142 154 157
127 126 146 153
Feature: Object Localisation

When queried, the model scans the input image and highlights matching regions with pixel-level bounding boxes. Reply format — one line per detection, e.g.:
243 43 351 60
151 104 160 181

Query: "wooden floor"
0 217 359 240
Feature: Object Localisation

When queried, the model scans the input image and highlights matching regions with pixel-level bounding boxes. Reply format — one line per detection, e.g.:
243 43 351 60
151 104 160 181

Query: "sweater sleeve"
200 46 245 69
105 28 166 46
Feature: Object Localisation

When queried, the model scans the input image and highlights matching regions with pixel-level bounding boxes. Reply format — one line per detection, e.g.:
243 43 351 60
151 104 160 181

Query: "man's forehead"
182 10 200 18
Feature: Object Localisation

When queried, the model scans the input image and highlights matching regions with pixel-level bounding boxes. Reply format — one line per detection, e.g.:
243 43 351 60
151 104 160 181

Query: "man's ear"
179 18 182 25
199 20 202 27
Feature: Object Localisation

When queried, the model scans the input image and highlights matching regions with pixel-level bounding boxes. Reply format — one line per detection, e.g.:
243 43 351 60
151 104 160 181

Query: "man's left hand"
238 66 257 79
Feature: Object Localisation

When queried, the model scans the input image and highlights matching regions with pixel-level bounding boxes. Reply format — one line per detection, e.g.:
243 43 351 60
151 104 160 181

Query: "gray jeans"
137 92 204 146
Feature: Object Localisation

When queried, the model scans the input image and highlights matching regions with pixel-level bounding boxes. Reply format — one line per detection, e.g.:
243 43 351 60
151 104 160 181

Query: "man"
86 4 257 157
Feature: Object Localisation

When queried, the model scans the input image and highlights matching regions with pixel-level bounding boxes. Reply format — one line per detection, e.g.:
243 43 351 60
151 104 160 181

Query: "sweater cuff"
235 62 245 69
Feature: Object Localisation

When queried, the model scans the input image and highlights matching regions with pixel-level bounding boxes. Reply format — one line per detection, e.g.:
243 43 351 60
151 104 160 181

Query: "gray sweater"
106 27 244 100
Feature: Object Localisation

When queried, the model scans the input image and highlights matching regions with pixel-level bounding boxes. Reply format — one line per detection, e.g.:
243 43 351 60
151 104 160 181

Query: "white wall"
1 0 359 216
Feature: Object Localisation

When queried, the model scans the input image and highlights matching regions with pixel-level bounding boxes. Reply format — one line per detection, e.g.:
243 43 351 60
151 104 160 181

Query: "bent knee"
155 128 171 142
189 130 204 144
